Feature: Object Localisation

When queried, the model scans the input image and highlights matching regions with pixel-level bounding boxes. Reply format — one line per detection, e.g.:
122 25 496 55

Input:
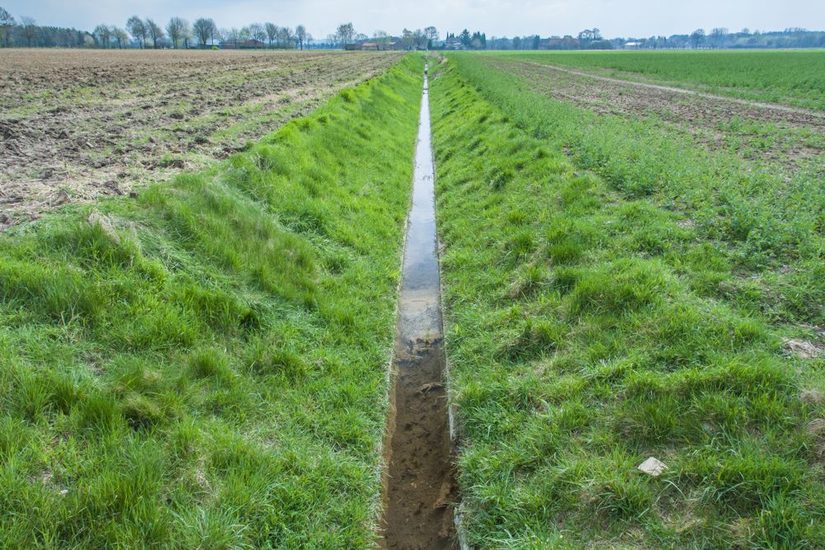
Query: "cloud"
4 0 824 38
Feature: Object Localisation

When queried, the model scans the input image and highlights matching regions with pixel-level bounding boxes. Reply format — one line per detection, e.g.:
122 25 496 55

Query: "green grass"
0 54 422 547
498 50 825 110
481 54 825 176
431 54 825 547
445 53 825 332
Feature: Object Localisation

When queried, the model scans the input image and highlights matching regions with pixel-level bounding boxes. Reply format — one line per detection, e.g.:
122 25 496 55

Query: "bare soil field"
493 59 825 170
0 49 402 228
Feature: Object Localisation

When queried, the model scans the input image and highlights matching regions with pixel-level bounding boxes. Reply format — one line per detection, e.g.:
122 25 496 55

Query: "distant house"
624 41 642 49
345 40 402 51
540 36 580 50
189 37 220 48
239 39 266 49
221 39 266 49
444 39 464 50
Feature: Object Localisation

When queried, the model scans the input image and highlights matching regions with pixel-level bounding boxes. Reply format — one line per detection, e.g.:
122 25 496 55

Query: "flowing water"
380 68 457 550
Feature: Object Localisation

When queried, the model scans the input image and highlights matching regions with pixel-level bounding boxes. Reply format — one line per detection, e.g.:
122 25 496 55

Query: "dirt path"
525 61 825 121
380 69 457 550
493 59 825 170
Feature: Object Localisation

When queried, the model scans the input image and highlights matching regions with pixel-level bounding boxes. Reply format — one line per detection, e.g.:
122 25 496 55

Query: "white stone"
637 457 668 477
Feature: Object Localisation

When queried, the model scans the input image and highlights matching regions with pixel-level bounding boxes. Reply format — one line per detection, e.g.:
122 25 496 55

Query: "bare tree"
401 28 414 50
295 24 306 50
278 26 295 48
181 22 193 48
690 28 705 49
210 22 221 47
225 28 240 48
373 30 390 49
239 26 251 43
413 29 426 49
145 19 164 48
166 17 189 49
424 26 439 46
0 7 15 48
336 22 354 46
248 22 266 46
265 22 277 47
710 27 728 48
93 24 112 48
126 16 146 48
193 17 216 48
20 16 37 47
112 27 129 48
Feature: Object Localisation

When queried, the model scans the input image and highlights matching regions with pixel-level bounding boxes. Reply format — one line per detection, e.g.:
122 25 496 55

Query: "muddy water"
380 69 457 549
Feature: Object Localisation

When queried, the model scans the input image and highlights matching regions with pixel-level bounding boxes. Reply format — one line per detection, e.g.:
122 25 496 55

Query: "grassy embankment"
431 54 824 547
0 55 422 547
499 50 825 111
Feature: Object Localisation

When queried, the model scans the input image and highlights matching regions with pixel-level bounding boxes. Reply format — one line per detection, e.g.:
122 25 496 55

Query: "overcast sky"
4 0 824 39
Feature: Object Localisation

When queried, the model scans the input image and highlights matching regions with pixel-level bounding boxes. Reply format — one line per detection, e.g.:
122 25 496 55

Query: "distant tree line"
0 7 93 47
444 30 488 50
454 28 613 51
440 26 825 51
119 15 309 49
310 24 438 51
0 7 310 49
1 6 823 51
631 27 825 50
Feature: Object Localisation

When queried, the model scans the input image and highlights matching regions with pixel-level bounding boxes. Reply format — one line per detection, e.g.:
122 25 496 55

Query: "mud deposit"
381 70 457 549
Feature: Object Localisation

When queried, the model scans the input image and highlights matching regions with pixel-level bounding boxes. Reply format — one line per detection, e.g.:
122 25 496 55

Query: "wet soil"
382 340 456 549
380 71 457 550
0 49 402 228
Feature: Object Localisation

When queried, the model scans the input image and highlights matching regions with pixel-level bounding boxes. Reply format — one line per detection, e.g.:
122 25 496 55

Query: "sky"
4 0 825 39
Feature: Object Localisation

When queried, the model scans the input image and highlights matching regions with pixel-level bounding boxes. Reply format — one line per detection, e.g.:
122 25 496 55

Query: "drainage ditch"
380 67 458 550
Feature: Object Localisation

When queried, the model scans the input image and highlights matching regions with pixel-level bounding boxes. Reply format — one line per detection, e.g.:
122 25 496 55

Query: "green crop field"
431 52 825 547
499 49 825 110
